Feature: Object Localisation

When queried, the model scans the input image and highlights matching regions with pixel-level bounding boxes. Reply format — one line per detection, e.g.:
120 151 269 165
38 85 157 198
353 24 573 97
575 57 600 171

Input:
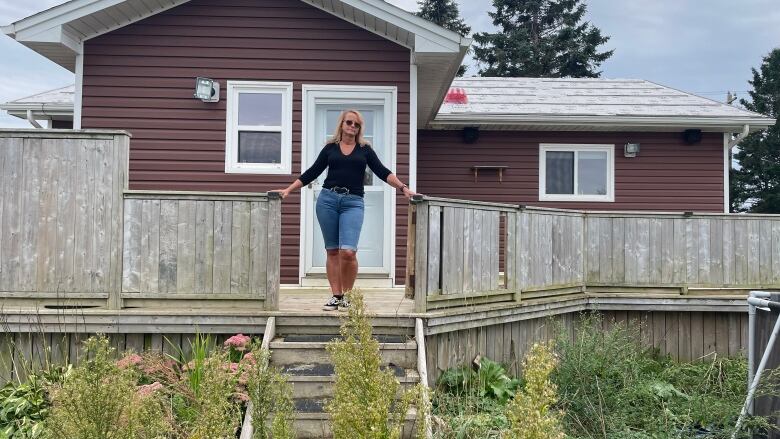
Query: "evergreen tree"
416 0 471 76
730 49 780 213
472 0 613 78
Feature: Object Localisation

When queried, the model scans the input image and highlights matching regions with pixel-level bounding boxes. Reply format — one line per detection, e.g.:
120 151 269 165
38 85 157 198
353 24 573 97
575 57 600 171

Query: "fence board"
194 201 215 294
427 205 441 296
158 200 178 294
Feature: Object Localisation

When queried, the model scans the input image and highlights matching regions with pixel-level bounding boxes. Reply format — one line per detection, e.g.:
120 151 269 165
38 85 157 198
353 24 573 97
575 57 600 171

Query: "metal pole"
732 297 780 439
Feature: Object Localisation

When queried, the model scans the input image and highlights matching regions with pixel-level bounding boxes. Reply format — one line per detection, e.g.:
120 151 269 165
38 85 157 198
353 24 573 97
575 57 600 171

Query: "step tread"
292 398 418 418
281 362 418 379
282 334 410 343
270 340 417 350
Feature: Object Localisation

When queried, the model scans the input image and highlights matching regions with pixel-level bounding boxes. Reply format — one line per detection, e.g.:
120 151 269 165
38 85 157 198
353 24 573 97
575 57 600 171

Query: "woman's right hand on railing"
270 188 291 199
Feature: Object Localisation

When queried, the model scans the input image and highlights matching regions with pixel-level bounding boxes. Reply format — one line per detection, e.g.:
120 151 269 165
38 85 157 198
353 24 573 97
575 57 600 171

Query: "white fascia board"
430 114 776 131
16 25 82 54
338 0 468 52
2 0 124 38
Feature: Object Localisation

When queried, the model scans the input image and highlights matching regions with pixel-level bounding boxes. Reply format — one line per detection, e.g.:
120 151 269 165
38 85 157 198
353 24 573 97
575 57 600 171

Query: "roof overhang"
428 114 777 133
2 0 470 125
0 103 74 121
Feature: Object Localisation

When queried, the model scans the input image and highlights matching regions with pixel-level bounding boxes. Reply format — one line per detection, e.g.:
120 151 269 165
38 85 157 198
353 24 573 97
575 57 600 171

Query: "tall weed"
245 347 295 439
42 335 172 439
326 289 421 439
503 342 565 439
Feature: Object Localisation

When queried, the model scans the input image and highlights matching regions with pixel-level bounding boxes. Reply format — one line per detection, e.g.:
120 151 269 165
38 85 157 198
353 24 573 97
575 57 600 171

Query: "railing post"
265 192 282 311
405 200 417 299
411 196 429 313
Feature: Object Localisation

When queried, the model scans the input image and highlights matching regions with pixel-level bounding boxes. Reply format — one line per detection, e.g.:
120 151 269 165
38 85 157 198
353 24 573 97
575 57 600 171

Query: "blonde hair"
329 110 370 146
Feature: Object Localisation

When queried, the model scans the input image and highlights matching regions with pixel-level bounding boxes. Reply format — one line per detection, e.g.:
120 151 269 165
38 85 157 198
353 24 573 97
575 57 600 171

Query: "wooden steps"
267 331 422 438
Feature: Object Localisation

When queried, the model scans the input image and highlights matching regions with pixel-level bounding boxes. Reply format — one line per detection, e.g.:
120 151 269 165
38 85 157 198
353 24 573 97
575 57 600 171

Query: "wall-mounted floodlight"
624 142 640 158
194 77 220 102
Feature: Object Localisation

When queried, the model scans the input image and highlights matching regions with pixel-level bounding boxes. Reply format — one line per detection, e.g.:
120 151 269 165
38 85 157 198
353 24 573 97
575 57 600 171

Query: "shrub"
502 342 564 439
245 347 295 439
437 356 520 404
42 335 173 439
184 351 242 439
553 313 774 438
326 289 421 439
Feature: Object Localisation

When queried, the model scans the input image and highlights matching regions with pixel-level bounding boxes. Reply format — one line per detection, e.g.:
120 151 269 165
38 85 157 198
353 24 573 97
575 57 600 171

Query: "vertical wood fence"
0 130 129 308
0 130 282 310
407 196 780 312
122 191 281 310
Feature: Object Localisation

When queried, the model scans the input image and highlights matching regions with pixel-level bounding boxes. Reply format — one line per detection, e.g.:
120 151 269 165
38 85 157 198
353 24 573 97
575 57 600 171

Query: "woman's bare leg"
339 249 358 293
325 249 342 294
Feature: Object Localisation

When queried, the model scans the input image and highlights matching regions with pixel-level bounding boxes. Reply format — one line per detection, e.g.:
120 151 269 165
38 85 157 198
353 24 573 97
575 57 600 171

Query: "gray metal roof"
1 84 74 121
432 77 775 132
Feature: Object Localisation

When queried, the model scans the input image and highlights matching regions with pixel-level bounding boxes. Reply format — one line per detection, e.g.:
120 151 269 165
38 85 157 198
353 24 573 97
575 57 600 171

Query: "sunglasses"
344 120 361 129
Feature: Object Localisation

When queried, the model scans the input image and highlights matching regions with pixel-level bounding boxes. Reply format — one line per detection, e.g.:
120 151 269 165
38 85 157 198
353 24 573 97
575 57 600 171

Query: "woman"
273 110 417 311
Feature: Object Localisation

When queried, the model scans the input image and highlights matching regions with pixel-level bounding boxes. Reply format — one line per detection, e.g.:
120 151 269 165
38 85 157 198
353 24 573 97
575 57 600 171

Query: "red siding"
418 130 725 212
81 0 411 285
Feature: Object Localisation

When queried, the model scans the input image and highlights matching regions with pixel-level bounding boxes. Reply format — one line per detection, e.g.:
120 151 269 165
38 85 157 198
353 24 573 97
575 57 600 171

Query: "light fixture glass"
624 143 640 158
194 77 219 102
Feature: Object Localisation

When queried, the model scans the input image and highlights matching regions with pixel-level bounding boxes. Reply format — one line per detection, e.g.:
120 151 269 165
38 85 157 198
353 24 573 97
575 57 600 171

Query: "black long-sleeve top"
298 143 392 197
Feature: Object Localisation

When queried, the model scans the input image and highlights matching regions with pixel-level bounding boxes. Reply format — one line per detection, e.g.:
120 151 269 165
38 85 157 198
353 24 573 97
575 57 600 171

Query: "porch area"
1 129 778 384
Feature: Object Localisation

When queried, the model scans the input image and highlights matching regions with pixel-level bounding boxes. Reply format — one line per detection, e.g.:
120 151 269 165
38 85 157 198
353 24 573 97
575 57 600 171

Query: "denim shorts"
315 188 365 251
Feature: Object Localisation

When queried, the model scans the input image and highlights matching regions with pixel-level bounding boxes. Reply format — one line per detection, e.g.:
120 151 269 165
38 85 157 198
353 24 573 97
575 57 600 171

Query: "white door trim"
299 84 398 285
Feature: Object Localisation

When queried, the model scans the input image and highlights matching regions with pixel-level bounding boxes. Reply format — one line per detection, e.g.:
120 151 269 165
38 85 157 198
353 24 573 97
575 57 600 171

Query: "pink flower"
235 392 249 402
241 352 257 366
224 334 251 349
137 381 164 397
116 354 143 369
229 362 239 373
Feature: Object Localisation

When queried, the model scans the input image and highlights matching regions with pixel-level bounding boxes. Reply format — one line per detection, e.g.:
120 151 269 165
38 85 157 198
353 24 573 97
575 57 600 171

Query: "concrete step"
269 338 418 369
281 362 420 399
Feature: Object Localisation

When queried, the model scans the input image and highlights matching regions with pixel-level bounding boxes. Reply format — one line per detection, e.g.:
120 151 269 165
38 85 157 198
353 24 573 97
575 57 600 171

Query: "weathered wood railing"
0 130 129 308
121 191 281 309
406 196 780 312
0 130 282 310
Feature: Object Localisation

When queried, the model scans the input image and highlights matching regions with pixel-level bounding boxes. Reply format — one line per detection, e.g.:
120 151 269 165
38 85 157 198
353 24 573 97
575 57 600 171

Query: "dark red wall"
81 0 411 285
417 130 725 212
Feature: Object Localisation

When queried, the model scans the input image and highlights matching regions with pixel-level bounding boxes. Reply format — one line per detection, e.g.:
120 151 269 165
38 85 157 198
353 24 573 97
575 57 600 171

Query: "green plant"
437 357 520 404
245 347 295 439
184 352 242 439
326 289 421 439
42 335 172 439
164 333 216 399
553 313 774 438
0 366 70 439
503 342 564 439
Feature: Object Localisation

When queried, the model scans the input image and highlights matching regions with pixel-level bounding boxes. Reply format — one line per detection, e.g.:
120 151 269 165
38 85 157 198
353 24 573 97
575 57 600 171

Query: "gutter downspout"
728 124 750 148
724 124 750 212
26 109 43 129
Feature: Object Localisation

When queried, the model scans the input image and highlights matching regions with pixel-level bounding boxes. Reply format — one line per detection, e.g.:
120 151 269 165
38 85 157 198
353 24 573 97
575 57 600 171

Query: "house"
2 0 774 290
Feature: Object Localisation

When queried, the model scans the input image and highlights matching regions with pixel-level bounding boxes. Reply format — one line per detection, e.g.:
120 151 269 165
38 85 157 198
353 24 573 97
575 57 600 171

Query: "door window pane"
578 151 608 195
238 132 281 163
545 151 574 194
238 93 282 126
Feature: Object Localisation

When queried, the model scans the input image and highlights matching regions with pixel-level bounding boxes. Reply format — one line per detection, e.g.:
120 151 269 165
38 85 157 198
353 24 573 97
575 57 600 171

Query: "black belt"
326 186 350 195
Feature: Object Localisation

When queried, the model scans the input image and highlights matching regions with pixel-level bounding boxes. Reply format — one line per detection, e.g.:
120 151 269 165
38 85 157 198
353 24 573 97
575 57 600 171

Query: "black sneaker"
323 296 341 311
337 297 350 312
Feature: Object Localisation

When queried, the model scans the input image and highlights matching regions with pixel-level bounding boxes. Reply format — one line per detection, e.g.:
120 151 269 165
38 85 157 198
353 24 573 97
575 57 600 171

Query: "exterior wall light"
624 142 640 158
194 77 220 102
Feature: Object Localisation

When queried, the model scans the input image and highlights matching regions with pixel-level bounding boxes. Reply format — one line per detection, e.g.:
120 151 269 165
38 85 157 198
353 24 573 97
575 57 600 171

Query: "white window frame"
539 143 615 202
225 81 293 174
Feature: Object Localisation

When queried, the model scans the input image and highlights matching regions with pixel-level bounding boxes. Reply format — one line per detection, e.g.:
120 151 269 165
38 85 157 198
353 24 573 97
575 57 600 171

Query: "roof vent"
444 87 468 104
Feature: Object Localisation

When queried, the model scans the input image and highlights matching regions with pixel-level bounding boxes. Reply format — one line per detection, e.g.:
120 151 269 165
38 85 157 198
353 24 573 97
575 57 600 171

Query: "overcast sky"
1 0 779 128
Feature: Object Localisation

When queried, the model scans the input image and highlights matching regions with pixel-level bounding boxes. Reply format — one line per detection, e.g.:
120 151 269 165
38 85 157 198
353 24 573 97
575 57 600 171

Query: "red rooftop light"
444 87 468 104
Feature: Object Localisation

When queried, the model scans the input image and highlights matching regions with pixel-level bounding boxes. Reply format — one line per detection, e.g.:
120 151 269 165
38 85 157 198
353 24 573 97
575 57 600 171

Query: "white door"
300 86 397 283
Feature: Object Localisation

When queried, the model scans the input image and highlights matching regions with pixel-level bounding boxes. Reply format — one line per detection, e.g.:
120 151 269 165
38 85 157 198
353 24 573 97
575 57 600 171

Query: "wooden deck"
278 287 414 315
